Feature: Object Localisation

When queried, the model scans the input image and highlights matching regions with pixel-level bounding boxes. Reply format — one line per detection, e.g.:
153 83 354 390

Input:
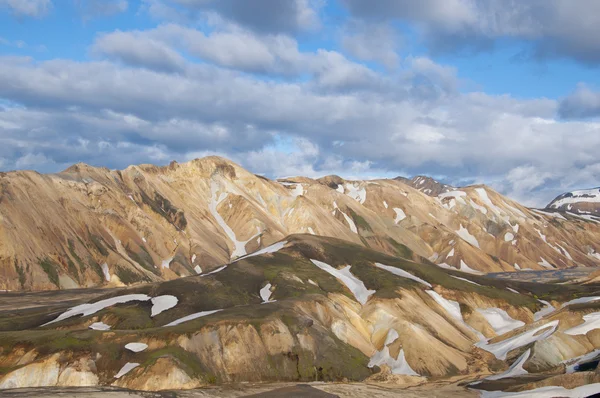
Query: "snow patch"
291 184 304 197
447 248 455 258
439 190 467 205
393 208 406 224
308 227 315 235
125 343 148 353
460 260 483 274
564 312 600 335
476 320 559 360
260 283 275 304
164 309 223 327
101 263 110 282
310 259 375 305
115 363 139 379
345 183 367 204
209 180 248 259
233 241 287 262
426 291 461 321
161 257 173 269
336 184 344 193
470 200 488 215
456 224 480 248
533 300 555 321
42 294 152 326
451 275 482 286
504 232 514 242
194 265 202 274
202 265 227 276
561 296 600 308
374 263 431 287
533 209 567 220
476 308 525 335
368 329 419 376
476 188 503 214
89 322 110 331
151 295 178 317
383 200 388 208
538 257 554 269
485 349 530 380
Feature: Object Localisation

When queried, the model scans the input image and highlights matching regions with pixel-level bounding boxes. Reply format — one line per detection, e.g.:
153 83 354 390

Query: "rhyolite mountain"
0 235 599 394
1 157 600 395
2 156 600 291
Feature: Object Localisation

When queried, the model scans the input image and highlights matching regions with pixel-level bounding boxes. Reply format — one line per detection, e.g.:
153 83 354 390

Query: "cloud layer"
1 0 600 207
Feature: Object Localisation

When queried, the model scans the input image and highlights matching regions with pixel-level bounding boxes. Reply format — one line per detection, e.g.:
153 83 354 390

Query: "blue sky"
2 0 600 206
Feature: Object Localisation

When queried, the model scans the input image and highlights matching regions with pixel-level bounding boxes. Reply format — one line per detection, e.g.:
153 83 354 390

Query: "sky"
1 0 600 207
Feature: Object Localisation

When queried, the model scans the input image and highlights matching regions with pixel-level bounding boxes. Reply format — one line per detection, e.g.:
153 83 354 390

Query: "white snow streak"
310 259 375 305
564 312 600 335
374 263 431 287
42 294 152 326
101 263 111 282
476 308 525 335
164 309 223 327
456 224 480 248
476 320 559 360
114 363 139 379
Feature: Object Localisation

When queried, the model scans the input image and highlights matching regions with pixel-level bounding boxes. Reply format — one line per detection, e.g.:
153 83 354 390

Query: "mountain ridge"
2 156 600 291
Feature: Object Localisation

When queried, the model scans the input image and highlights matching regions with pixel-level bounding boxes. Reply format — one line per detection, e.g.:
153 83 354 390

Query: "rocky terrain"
1 157 600 396
2 157 600 292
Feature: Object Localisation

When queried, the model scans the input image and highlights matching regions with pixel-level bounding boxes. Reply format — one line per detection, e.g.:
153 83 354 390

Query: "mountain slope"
2 156 600 291
1 235 599 393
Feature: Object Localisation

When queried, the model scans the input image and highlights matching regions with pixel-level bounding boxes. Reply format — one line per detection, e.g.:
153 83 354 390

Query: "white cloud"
559 83 600 119
342 0 600 64
0 0 52 18
342 21 400 69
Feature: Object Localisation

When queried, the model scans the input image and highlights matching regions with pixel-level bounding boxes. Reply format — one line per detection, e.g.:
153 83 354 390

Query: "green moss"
347 208 372 232
139 191 187 230
107 306 154 329
139 346 210 380
115 266 144 285
90 234 109 256
386 238 414 259
66 258 79 281
89 258 105 280
68 239 85 270
125 244 160 276
15 263 26 289
39 257 60 287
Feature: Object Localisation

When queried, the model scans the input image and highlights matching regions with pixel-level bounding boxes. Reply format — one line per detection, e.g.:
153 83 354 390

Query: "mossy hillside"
0 301 373 383
286 234 542 309
39 257 60 287
0 303 72 332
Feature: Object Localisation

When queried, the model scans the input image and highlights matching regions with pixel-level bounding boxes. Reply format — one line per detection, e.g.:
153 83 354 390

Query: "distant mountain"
2 156 600 291
546 187 600 217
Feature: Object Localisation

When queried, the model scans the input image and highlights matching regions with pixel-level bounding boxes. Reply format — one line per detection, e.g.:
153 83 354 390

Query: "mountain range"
0 157 600 396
